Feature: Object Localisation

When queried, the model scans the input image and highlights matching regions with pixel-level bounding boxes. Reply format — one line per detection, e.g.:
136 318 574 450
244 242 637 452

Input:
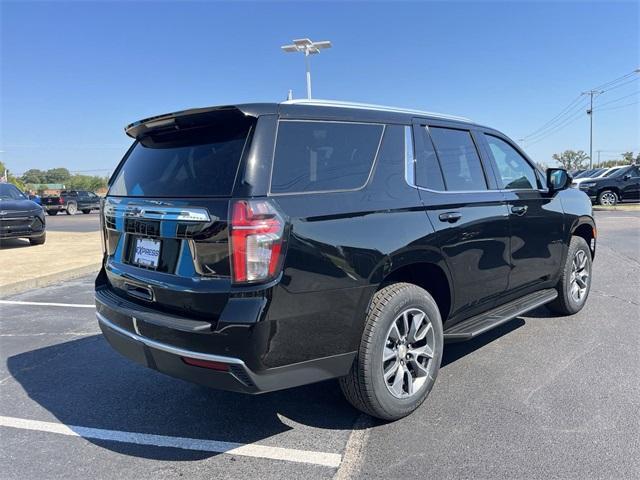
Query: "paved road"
1 211 638 479
45 211 100 232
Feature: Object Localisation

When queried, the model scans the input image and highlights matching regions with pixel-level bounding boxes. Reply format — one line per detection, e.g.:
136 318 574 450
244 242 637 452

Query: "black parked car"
578 164 640 205
0 183 46 245
95 100 596 420
43 190 101 215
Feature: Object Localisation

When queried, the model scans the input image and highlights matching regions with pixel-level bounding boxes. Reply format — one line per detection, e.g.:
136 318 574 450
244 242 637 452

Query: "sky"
1 0 638 176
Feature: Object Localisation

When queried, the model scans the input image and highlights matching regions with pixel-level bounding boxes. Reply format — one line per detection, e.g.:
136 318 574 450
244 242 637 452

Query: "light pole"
281 38 332 99
582 89 603 169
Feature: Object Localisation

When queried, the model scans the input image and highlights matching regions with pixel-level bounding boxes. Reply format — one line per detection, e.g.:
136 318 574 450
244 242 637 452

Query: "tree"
43 167 71 183
0 161 26 190
552 150 589 170
621 152 635 164
21 168 46 184
66 174 108 191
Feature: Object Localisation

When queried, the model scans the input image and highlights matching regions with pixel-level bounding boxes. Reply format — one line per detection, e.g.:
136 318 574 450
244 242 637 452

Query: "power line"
594 101 639 112
523 107 588 146
595 90 638 108
519 68 640 151
600 76 639 93
521 96 585 140
591 70 638 90
521 97 589 142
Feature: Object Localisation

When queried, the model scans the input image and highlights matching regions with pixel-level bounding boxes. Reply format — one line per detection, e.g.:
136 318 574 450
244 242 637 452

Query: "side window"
414 126 445 190
428 127 487 191
271 121 384 194
484 135 538 190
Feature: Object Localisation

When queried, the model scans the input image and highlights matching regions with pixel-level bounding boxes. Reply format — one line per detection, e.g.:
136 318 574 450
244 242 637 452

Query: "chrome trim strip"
104 202 212 223
404 125 415 187
282 99 472 122
404 125 504 194
97 311 246 365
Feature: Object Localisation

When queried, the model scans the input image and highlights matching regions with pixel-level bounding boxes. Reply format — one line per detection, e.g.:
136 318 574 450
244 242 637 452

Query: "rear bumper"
45 205 64 211
96 289 356 394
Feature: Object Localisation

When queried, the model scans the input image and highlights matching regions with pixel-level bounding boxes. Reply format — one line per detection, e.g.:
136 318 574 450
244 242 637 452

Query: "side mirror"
623 174 632 181
547 168 571 192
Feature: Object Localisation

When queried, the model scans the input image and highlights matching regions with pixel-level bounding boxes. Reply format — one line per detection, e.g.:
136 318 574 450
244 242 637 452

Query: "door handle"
511 205 528 216
438 212 462 223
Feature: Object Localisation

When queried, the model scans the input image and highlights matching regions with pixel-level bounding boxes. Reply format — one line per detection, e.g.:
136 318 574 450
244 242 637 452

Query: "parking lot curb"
0 263 101 298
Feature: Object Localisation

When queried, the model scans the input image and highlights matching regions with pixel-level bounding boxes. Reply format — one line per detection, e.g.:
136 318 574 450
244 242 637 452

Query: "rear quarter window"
270 120 384 194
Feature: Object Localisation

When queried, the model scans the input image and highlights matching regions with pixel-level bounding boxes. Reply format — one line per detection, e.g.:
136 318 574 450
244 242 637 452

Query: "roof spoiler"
124 105 268 140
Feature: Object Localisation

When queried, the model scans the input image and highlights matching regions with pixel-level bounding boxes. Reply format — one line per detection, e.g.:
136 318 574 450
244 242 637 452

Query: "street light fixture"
281 38 332 99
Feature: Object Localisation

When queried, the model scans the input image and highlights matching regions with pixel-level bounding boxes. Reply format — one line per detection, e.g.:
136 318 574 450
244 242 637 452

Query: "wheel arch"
571 218 596 259
597 186 621 201
370 249 454 324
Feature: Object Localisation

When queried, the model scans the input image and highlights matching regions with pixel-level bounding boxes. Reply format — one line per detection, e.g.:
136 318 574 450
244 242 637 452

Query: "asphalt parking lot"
45 211 100 233
1 210 638 479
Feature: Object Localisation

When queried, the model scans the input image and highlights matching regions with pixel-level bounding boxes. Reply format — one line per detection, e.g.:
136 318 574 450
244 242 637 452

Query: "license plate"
132 237 161 269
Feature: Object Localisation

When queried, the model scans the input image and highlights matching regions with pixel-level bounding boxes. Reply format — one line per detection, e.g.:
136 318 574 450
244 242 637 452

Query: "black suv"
95 100 596 420
577 164 640 205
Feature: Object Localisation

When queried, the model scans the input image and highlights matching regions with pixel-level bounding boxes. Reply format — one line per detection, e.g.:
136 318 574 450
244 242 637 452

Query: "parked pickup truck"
43 190 101 215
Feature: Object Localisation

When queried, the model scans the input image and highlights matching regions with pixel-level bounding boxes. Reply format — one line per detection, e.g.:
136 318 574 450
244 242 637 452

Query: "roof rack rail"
281 99 472 122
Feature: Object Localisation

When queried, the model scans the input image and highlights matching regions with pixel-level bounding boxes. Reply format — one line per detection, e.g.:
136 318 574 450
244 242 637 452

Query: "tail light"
58 197 64 205
230 199 285 284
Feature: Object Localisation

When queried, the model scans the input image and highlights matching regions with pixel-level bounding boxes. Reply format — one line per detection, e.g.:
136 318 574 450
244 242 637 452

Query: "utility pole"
582 90 603 169
281 38 332 100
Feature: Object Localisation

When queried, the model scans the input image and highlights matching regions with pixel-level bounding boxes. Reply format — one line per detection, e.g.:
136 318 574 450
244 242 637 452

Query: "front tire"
339 282 444 421
597 190 618 206
66 202 77 215
547 236 592 315
29 232 46 245
47 210 58 216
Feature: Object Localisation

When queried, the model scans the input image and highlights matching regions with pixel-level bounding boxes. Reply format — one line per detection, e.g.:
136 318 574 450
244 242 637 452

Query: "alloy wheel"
569 249 590 303
382 308 435 398
600 192 616 206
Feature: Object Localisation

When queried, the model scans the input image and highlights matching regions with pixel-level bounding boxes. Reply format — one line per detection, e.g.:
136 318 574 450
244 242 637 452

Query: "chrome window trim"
268 119 386 197
405 125 501 194
97 311 246 365
404 125 416 187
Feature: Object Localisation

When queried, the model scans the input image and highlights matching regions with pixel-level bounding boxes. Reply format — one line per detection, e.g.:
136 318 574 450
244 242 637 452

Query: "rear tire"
339 282 443 421
597 190 618 206
547 236 592 315
66 202 77 215
47 210 58 216
29 232 46 245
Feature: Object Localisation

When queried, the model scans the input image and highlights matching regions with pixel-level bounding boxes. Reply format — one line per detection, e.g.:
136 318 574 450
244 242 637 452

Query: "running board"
443 289 558 342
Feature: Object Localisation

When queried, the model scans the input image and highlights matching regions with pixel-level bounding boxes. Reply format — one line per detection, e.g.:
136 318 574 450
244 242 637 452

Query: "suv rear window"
109 120 253 197
270 121 384 194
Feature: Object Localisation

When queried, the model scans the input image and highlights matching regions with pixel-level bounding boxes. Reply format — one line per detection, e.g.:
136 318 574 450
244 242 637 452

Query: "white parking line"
0 300 94 308
0 415 342 468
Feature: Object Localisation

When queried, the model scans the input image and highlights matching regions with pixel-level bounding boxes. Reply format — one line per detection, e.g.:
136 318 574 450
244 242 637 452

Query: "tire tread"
340 282 430 419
